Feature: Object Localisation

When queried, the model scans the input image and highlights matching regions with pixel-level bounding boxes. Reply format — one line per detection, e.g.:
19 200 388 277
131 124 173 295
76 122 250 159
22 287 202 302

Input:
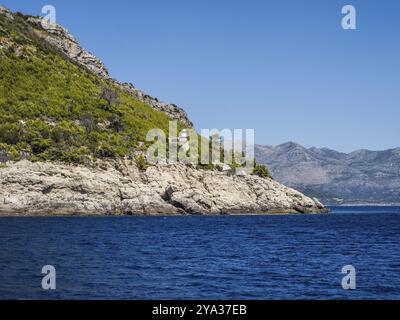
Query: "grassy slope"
0 12 180 164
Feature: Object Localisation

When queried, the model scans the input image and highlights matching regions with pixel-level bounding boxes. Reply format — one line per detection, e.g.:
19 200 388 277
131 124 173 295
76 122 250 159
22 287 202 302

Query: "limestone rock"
26 16 110 78
0 160 329 216
0 5 13 20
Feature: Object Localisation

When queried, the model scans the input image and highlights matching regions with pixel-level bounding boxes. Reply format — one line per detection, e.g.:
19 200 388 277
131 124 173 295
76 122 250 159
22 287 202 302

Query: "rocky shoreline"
0 160 329 216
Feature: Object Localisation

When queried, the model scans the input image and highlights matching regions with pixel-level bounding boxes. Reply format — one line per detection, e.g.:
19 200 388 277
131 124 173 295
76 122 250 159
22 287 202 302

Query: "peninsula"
0 6 328 216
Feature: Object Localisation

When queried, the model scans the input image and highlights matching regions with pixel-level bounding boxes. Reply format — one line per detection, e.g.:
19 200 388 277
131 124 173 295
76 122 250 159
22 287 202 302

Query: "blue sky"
2 0 399 152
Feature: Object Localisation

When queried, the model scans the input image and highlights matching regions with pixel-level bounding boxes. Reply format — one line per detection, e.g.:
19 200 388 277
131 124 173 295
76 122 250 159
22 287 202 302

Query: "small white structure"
179 129 189 143
169 130 189 144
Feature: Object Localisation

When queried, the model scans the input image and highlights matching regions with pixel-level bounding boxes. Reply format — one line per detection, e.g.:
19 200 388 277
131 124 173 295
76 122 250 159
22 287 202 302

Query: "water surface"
0 206 399 299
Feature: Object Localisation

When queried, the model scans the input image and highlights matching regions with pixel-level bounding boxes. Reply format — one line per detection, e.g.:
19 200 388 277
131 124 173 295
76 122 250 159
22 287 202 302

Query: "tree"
252 164 272 179
100 87 120 110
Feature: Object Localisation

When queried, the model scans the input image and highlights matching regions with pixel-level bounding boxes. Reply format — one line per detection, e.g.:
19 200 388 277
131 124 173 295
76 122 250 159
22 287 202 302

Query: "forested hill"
0 6 190 164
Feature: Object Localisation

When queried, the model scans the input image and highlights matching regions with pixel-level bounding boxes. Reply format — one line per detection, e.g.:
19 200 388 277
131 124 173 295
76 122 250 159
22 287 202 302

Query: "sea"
0 206 399 300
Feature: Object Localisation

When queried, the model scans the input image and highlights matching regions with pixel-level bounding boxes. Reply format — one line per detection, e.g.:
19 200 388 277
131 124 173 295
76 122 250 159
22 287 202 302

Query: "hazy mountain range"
255 142 400 205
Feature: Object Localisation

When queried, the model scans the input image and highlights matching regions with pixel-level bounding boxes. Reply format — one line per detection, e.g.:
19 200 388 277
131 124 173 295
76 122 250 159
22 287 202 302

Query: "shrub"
100 87 120 110
109 115 126 132
80 116 98 133
31 139 51 154
0 144 12 163
252 164 272 179
0 12 190 164
135 154 149 171
96 144 117 158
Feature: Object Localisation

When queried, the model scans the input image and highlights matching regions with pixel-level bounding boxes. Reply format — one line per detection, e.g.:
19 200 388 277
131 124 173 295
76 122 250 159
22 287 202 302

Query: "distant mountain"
255 142 400 204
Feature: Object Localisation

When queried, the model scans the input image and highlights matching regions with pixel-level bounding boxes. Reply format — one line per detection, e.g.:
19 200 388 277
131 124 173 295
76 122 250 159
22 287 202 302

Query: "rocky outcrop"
0 5 13 20
27 16 110 78
111 81 193 127
0 160 328 216
23 14 193 127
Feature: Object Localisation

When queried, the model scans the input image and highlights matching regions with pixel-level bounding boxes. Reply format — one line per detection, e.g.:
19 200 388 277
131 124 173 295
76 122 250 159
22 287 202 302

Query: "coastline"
0 208 330 217
0 160 329 217
329 203 400 207
0 210 330 217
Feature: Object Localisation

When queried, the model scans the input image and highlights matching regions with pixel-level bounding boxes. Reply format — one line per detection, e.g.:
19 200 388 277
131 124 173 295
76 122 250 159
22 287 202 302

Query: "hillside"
255 142 400 204
0 6 190 164
0 6 328 215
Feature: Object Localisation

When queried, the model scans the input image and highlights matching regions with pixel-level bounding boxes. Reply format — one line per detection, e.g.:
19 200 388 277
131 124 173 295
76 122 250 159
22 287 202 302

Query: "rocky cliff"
0 160 327 216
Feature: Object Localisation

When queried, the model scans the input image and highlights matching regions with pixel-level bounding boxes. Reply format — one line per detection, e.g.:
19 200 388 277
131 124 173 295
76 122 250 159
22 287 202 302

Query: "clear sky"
2 0 399 152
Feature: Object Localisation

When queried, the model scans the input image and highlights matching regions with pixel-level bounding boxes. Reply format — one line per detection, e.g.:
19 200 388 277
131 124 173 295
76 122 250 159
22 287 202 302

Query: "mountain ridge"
0 5 193 127
255 142 400 204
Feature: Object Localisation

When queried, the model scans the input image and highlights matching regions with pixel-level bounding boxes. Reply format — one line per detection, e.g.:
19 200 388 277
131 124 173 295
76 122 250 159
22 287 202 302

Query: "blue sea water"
0 206 399 300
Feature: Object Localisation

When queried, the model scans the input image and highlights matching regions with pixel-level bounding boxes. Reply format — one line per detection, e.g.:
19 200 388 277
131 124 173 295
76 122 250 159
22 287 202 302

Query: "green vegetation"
135 154 149 171
252 164 272 179
0 12 253 171
0 13 183 164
